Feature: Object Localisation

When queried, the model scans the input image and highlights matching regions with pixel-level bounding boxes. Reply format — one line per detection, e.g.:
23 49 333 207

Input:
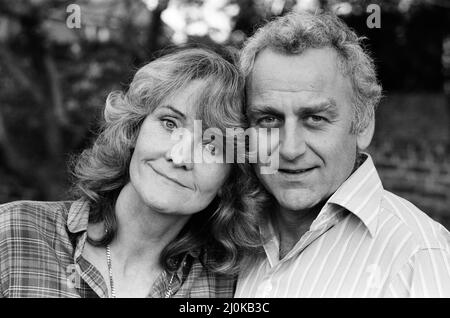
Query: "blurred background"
0 0 449 228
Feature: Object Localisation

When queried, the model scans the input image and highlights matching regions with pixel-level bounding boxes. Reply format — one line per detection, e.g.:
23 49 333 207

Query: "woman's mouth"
145 162 191 189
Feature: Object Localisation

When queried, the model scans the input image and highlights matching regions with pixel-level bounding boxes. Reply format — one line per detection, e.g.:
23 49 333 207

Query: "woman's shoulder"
0 200 79 297
0 200 73 240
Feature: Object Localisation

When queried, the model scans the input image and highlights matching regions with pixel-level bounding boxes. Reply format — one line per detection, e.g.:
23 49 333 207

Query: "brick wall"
369 93 450 229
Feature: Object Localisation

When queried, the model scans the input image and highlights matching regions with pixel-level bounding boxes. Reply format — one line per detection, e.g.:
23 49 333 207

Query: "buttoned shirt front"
235 155 450 297
0 199 236 298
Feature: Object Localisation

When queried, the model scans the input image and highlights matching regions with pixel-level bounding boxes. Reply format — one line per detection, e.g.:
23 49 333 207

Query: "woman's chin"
142 195 177 212
140 195 197 216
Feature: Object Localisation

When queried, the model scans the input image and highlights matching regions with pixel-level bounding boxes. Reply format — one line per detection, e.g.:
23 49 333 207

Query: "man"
235 11 450 297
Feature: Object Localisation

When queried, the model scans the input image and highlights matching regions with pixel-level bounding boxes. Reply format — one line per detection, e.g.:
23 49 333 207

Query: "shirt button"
261 282 272 297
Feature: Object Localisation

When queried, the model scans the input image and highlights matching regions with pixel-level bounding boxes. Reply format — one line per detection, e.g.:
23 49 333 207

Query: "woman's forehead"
152 80 200 116
165 78 207 101
157 78 226 124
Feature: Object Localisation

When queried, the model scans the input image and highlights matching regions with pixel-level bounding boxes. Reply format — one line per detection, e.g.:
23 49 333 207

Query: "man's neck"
270 154 367 259
274 202 325 260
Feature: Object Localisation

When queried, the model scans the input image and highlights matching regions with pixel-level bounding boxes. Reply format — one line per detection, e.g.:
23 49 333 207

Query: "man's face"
247 47 372 213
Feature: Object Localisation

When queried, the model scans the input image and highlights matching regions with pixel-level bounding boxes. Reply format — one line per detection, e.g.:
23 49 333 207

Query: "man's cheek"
255 128 280 175
258 173 281 195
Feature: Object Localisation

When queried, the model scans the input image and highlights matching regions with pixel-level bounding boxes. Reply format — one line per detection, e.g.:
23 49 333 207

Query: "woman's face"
129 79 231 215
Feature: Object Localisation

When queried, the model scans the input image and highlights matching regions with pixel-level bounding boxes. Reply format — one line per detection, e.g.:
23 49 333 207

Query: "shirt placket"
256 207 346 297
283 206 347 261
72 232 110 298
147 254 190 298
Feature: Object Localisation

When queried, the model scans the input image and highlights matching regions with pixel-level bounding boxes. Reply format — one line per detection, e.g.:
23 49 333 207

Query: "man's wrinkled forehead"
248 47 345 87
246 47 351 105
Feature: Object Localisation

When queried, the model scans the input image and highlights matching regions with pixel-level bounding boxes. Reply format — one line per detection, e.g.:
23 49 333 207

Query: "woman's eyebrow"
158 105 186 119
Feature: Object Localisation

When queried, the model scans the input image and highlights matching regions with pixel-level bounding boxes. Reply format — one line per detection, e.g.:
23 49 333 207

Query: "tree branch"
0 46 45 104
147 0 169 55
0 109 30 175
43 53 69 126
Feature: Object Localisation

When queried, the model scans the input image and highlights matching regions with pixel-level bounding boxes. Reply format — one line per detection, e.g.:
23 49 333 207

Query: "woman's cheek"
199 164 230 193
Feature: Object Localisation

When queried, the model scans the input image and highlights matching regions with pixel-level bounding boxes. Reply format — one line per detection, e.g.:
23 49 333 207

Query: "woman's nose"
165 128 195 170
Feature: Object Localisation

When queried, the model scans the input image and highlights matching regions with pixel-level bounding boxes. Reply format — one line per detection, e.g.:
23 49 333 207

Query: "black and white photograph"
0 0 449 303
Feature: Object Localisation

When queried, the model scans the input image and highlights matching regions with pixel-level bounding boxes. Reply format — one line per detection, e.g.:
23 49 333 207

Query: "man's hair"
71 46 263 275
240 11 382 133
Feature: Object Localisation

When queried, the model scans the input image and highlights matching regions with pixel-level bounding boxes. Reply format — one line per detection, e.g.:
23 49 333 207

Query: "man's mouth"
278 167 317 174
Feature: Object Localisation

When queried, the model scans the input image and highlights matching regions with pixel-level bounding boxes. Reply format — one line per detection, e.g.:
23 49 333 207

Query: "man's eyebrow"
158 105 186 119
296 100 338 115
247 100 338 117
246 105 284 117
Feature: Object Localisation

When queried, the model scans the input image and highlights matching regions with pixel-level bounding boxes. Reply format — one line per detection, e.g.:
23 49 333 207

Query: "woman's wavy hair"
71 45 265 275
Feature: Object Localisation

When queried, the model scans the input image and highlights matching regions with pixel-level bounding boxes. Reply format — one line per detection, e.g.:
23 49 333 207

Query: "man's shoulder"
380 190 450 250
0 200 72 239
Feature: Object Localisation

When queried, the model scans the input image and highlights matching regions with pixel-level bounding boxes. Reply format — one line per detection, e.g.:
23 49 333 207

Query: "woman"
0 47 261 297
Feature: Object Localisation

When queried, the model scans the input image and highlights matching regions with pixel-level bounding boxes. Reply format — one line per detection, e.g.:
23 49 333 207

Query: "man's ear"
356 117 375 151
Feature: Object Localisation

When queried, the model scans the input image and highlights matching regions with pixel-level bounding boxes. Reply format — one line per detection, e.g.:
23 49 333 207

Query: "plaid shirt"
0 199 236 298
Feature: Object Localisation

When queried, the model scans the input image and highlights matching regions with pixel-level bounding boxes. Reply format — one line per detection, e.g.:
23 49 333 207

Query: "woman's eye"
204 143 216 155
202 138 223 156
162 119 177 130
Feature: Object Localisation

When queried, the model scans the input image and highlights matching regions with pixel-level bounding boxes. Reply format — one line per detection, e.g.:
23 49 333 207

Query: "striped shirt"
0 199 236 298
235 155 450 298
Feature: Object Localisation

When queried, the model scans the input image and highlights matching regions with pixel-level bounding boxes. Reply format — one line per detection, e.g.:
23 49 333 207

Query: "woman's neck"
109 183 190 272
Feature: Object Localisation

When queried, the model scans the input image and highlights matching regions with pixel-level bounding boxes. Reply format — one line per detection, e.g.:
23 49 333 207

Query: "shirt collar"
261 203 348 267
327 153 383 237
261 154 383 247
67 199 90 234
67 198 205 270
67 199 205 256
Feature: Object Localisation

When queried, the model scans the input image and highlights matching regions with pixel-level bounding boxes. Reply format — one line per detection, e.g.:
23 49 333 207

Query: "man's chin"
276 193 322 213
280 203 318 213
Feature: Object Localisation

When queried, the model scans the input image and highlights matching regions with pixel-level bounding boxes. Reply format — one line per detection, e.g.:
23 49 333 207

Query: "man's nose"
165 128 195 170
279 120 307 161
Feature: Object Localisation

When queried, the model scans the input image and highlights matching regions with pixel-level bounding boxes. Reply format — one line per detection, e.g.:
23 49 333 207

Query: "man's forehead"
248 47 344 91
248 76 326 95
247 48 352 109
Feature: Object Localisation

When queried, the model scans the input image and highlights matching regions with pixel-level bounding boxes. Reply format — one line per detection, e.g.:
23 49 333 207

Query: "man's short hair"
240 11 382 133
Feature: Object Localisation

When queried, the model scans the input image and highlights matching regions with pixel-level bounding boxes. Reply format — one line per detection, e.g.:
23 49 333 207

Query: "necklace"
106 244 116 298
105 244 175 298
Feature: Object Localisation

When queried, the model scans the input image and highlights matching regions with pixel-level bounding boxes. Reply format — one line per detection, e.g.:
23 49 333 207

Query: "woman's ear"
356 117 375 151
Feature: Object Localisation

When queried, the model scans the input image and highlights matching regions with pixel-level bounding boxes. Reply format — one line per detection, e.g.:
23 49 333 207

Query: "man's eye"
162 119 177 130
306 115 326 124
257 116 280 127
